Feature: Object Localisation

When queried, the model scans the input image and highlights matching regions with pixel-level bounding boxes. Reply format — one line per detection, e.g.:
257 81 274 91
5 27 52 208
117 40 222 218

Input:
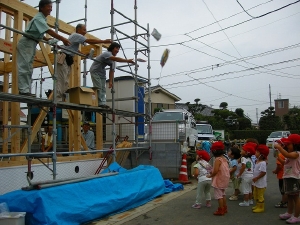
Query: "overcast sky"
1 0 300 122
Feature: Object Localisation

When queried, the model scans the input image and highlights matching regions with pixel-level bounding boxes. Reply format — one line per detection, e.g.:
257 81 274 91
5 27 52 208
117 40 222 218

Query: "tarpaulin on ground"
164 179 184 193
0 164 165 225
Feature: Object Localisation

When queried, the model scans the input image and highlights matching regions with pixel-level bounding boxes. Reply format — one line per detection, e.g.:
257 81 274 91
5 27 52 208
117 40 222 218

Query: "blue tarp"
0 164 166 225
164 179 184 193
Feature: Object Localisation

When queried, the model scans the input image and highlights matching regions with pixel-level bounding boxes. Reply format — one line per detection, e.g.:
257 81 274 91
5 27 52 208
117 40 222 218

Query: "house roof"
145 85 181 102
175 103 215 117
107 75 148 84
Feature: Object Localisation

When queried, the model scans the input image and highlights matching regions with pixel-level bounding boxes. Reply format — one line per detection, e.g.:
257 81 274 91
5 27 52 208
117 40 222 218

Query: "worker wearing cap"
81 122 95 151
17 0 71 95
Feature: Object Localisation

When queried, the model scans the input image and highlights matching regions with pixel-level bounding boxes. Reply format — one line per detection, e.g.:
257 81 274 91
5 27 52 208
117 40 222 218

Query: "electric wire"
150 0 299 48
185 0 274 35
236 0 300 19
154 42 300 80
163 58 300 89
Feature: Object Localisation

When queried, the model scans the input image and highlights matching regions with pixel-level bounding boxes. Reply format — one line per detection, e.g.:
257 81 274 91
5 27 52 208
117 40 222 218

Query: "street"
105 150 291 225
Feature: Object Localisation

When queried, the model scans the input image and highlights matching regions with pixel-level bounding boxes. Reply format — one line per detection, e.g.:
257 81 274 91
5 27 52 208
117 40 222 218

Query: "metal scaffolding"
0 0 152 188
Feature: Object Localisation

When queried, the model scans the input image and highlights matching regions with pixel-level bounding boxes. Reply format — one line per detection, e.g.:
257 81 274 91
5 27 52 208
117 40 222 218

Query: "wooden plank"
0 62 4 74
10 10 23 157
95 46 103 153
0 153 103 168
0 41 96 74
66 108 89 151
38 42 54 75
72 53 81 151
2 14 11 154
0 0 108 39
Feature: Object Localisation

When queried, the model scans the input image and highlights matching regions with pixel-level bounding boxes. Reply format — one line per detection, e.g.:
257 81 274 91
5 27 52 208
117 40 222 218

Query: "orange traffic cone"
178 153 191 184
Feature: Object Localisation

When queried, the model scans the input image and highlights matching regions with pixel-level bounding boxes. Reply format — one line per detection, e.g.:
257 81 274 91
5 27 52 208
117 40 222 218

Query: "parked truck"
144 109 198 149
196 122 215 141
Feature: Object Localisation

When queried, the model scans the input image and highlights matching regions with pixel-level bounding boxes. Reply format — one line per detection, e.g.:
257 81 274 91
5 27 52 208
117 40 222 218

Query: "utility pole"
256 108 258 125
269 84 272 107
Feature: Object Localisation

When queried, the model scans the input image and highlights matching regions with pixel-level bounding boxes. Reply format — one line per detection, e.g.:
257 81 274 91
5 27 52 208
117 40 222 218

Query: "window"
278 101 284 108
157 103 163 108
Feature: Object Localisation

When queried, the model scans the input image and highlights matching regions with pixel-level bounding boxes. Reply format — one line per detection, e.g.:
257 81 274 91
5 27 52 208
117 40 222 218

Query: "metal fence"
144 120 187 143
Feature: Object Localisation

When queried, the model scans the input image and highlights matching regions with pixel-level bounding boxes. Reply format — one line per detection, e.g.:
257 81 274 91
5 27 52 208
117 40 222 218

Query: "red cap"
211 141 224 151
256 144 269 158
242 142 256 156
196 150 210 162
276 137 291 146
287 134 300 145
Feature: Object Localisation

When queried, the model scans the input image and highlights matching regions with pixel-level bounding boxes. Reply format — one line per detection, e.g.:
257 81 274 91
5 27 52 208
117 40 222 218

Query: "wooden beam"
0 62 4 74
38 42 54 75
0 40 96 74
72 53 81 151
0 153 102 168
11 10 23 157
0 0 109 39
95 46 103 153
2 14 12 154
66 109 89 151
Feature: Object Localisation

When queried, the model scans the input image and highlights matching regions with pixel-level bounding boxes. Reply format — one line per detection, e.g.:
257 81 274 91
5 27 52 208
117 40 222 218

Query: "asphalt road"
120 150 290 225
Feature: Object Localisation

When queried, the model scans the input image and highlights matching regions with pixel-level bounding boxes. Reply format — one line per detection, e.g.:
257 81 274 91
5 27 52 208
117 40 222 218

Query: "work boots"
213 207 225 216
252 202 264 213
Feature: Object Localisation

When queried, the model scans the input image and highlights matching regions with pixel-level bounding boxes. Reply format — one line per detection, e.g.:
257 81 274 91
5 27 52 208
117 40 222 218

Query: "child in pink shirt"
207 141 230 216
275 134 300 224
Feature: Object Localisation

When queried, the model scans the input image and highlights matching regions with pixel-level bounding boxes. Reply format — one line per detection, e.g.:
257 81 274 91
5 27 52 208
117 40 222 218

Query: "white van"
266 131 291 149
196 122 215 141
144 109 198 149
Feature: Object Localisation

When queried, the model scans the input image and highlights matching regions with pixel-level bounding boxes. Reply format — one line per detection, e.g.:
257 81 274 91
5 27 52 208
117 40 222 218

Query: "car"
266 131 291 149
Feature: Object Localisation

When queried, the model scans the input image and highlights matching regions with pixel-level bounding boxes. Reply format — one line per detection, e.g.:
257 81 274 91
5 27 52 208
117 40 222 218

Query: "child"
252 144 269 213
245 138 259 204
207 141 230 216
192 150 212 209
236 142 256 206
273 138 288 208
274 134 300 223
228 146 241 201
201 141 211 155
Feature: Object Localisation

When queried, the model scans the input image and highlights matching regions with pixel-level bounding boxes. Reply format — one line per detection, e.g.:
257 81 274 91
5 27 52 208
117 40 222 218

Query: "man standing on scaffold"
17 0 71 95
89 42 135 108
56 24 112 102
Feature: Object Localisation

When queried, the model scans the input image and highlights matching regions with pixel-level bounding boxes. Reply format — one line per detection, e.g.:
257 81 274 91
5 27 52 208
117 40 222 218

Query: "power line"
236 0 300 19
151 1 299 48
185 0 274 35
153 42 300 80
162 57 300 89
200 0 299 82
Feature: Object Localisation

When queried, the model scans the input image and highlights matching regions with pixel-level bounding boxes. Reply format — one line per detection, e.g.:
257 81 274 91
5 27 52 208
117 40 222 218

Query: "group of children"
192 134 300 224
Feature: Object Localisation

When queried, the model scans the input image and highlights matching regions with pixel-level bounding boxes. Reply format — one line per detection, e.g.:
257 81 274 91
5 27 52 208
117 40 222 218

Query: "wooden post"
95 45 103 154
2 14 11 153
72 53 81 151
10 10 23 157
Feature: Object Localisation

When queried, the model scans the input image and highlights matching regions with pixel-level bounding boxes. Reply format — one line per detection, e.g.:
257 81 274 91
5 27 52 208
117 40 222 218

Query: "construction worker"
56 23 111 102
89 42 135 108
17 0 71 95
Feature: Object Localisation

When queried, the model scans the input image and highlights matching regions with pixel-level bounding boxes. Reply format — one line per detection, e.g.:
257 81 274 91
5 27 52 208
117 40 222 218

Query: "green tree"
235 108 244 117
219 102 228 109
259 106 283 130
283 106 300 130
186 98 204 116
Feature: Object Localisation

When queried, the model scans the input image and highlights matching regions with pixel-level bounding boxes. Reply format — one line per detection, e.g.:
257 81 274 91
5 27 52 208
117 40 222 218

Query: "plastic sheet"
0 164 165 225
